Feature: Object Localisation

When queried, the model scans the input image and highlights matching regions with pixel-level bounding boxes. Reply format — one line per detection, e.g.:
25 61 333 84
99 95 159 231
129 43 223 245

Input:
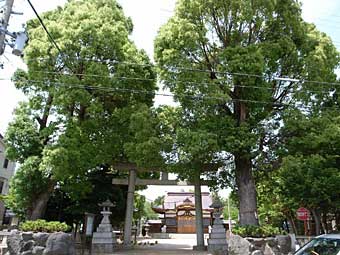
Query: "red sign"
296 207 310 221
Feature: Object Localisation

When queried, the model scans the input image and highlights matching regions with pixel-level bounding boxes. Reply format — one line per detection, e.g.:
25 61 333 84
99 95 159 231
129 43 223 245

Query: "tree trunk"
27 182 55 220
235 153 259 226
311 208 321 236
336 210 340 231
321 212 328 234
288 213 297 234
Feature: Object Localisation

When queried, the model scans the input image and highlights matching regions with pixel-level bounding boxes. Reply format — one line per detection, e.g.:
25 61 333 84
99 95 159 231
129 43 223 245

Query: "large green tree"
5 0 157 220
276 110 340 234
155 0 338 225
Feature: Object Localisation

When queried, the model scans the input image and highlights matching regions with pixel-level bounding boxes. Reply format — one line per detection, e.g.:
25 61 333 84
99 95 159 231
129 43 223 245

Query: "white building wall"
0 136 16 224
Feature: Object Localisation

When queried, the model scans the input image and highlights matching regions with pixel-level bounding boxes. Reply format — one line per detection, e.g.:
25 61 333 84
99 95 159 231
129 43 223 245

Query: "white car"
294 234 340 255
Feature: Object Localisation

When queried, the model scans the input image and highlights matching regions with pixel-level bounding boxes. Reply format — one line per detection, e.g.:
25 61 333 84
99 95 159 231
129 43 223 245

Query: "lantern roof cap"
99 199 115 207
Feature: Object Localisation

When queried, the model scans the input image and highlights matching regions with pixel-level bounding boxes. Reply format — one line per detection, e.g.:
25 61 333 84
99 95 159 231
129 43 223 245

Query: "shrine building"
151 192 214 233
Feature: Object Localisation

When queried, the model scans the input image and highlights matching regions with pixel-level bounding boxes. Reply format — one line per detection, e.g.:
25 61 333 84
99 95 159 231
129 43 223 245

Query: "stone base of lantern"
193 245 207 251
91 211 116 254
207 213 228 255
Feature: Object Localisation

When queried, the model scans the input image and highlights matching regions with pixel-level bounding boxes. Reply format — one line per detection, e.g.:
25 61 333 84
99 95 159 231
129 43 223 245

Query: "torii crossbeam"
111 162 215 250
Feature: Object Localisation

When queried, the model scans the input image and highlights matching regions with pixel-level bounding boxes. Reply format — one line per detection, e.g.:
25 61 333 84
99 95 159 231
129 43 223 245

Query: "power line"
1 76 337 95
0 78 280 105
25 57 340 88
26 0 74 73
18 70 157 82
4 78 338 111
28 56 154 67
26 0 63 56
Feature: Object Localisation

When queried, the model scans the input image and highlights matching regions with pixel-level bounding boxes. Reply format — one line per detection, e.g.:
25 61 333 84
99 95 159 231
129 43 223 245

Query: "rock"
276 235 292 254
20 240 35 252
264 237 276 247
7 231 23 255
264 243 280 255
21 251 33 255
43 232 75 255
247 237 267 251
32 246 45 255
33 233 49 247
251 250 264 255
22 232 34 242
228 234 252 255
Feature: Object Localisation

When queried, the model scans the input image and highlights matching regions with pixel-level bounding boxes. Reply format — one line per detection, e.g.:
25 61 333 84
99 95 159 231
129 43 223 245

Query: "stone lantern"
207 198 228 255
91 199 117 254
144 222 151 238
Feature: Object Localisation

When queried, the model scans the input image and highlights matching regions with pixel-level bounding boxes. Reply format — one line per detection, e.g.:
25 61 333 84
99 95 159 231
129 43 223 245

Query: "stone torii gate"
111 163 213 251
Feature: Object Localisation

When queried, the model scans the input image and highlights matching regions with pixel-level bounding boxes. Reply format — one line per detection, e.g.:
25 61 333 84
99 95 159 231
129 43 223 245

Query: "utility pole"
0 0 15 55
227 196 232 233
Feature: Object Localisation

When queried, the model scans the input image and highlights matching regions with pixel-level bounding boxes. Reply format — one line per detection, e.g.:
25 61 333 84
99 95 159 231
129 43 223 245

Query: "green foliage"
154 0 339 225
5 103 43 163
20 220 70 233
144 201 159 220
6 156 51 218
44 166 128 227
279 112 340 212
134 194 158 221
254 110 340 234
6 0 159 220
222 196 239 223
232 224 285 238
153 195 165 207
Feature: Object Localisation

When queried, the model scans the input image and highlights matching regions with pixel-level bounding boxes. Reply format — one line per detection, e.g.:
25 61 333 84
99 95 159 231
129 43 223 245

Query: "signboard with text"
296 207 310 221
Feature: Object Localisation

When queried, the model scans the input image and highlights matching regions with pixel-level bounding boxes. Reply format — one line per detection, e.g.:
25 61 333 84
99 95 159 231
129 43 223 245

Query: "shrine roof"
161 192 213 210
147 219 162 224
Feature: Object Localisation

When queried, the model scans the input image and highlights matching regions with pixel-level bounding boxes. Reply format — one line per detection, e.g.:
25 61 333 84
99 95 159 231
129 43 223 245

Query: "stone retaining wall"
5 230 75 255
228 234 296 255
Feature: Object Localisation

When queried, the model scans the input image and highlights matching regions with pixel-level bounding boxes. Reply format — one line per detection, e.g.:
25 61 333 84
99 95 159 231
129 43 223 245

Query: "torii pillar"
194 172 206 251
123 169 136 248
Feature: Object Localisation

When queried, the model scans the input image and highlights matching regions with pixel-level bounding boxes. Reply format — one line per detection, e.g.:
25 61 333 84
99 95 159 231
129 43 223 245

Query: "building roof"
156 192 213 211
147 219 162 224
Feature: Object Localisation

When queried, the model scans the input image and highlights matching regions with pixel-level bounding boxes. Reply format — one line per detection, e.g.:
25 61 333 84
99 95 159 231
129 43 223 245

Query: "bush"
232 224 285 238
20 219 70 233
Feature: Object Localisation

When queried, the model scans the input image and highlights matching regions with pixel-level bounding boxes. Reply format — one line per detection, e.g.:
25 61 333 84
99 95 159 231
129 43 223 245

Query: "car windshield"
295 237 340 255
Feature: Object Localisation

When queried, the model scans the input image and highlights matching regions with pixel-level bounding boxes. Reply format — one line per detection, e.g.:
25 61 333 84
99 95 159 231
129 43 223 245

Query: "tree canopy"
5 0 158 220
155 0 339 225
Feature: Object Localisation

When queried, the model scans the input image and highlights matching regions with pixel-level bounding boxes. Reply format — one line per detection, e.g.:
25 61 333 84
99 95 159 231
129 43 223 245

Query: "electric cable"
2 77 336 96
26 0 63 57
25 57 340 88
26 0 74 73
4 78 338 111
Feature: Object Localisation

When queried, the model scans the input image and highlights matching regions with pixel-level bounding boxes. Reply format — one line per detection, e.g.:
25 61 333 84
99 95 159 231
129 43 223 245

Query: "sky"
1 0 340 200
